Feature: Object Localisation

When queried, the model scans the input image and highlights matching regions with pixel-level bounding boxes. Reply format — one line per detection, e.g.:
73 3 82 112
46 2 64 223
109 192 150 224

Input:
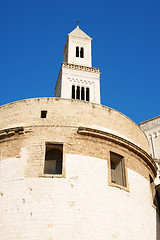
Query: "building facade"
139 116 160 185
0 26 159 240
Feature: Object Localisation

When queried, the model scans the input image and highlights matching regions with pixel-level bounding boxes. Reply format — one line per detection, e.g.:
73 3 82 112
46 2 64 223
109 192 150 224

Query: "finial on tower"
76 19 80 27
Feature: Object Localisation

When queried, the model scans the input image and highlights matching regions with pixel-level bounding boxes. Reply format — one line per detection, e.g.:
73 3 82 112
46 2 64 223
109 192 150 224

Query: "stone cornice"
0 126 32 140
0 126 24 138
61 62 100 73
77 126 157 176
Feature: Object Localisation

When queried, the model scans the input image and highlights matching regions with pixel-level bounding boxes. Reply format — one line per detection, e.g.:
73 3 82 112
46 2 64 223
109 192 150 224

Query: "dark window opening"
72 85 75 99
110 152 126 187
81 87 85 100
44 144 63 175
76 86 80 99
76 46 79 57
86 88 90 101
80 47 84 58
41 111 47 118
72 86 90 102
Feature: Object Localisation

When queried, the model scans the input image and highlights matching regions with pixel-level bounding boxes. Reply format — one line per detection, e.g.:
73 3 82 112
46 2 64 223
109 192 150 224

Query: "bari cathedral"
0 25 159 240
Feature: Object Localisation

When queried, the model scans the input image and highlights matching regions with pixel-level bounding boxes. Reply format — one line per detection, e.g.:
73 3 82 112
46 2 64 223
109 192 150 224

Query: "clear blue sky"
1 0 160 124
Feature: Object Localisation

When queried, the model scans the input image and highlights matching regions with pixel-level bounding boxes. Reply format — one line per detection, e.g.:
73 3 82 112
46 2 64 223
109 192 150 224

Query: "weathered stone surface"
0 98 158 240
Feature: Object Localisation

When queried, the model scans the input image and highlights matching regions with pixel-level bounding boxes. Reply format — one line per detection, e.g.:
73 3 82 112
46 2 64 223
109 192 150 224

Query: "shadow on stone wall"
157 213 160 240
156 185 160 240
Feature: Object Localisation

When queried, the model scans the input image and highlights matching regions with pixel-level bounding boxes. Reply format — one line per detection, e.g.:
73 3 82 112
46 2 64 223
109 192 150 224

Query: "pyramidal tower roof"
68 26 92 40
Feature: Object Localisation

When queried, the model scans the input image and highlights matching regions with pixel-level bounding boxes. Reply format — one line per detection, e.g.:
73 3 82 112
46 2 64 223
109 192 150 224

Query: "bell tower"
63 25 92 67
54 25 101 104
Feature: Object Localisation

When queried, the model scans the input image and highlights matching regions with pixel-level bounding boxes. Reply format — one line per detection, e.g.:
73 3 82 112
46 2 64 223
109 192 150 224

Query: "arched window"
44 148 62 174
80 47 84 58
76 86 80 99
81 87 84 100
76 47 79 57
86 87 90 101
72 85 75 99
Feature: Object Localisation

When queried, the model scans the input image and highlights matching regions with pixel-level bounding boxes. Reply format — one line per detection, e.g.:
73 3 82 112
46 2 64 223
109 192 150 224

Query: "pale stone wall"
0 98 158 240
139 116 160 184
139 116 160 159
0 98 149 152
55 64 101 104
68 37 92 67
0 154 157 240
64 26 92 67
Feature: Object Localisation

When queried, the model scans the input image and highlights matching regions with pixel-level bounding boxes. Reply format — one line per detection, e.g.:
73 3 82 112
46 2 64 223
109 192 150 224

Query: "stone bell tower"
54 25 101 104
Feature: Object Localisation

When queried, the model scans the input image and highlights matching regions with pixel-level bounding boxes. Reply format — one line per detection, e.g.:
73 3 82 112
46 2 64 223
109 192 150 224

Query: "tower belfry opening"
54 25 101 104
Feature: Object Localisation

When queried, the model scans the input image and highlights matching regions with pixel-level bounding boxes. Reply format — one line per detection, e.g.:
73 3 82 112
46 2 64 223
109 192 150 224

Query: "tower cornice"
61 62 100 73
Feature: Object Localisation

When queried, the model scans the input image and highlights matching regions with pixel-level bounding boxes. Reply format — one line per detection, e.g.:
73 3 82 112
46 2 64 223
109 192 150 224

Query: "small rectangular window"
110 152 126 187
41 110 47 118
44 144 63 175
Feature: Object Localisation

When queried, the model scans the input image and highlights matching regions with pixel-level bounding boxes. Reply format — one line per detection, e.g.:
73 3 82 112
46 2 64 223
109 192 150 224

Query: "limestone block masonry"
0 97 158 240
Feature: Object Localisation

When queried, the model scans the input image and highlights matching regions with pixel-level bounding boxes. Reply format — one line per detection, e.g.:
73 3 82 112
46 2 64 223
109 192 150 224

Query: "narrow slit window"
80 47 84 58
41 110 47 118
86 88 90 101
110 152 126 187
44 144 63 175
72 85 75 99
76 86 80 99
76 47 79 57
81 87 85 100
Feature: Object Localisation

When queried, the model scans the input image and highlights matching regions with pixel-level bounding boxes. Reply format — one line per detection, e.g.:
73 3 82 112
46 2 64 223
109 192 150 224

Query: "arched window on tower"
76 86 80 99
72 85 75 99
80 47 84 58
44 145 63 175
86 87 90 101
76 47 79 57
81 87 85 100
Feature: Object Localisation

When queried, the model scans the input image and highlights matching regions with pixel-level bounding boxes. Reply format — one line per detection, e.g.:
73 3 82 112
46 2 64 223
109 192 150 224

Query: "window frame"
108 150 129 191
41 142 65 178
71 85 90 102
76 46 84 58
41 110 47 118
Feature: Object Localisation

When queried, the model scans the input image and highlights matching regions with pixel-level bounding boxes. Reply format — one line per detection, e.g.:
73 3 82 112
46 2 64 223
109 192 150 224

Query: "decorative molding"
62 62 100 73
77 126 157 176
72 41 87 47
68 78 92 85
0 127 32 140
